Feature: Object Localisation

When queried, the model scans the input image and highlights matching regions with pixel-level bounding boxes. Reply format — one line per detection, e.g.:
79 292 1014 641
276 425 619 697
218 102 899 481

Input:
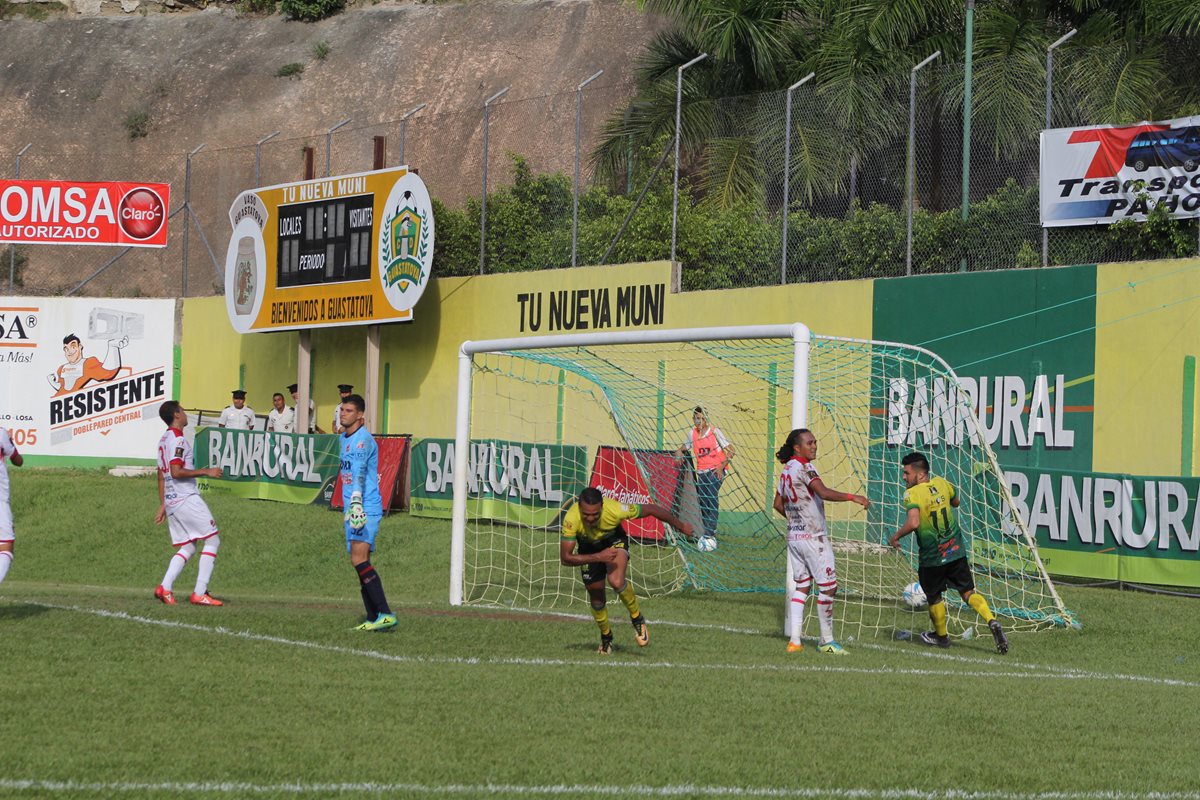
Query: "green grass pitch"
1 469 1197 800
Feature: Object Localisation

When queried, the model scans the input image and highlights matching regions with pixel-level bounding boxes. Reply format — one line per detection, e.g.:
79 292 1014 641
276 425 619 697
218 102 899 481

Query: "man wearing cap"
266 392 295 434
332 384 354 434
288 384 320 434
218 390 256 430
674 406 735 550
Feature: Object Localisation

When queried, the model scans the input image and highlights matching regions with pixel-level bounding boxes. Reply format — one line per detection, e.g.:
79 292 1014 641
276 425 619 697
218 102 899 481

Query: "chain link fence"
6 50 1200 298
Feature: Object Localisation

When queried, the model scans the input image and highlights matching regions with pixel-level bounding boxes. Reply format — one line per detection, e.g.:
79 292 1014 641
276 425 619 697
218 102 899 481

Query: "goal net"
449 324 1076 639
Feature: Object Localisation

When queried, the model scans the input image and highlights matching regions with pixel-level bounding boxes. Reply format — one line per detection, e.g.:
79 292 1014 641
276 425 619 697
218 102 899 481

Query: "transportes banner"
0 180 170 247
1041 115 1200 227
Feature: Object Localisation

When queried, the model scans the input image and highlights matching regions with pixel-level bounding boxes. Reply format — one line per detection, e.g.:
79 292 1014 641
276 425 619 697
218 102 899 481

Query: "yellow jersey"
903 475 966 567
561 497 642 548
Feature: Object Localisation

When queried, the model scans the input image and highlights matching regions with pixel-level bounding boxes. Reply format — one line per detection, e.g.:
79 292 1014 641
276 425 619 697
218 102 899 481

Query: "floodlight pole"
671 53 707 265
398 102 427 165
781 72 814 284
1043 29 1076 267
8 143 31 291
255 131 280 188
480 86 510 275
573 69 604 267
907 51 940 276
325 118 352 178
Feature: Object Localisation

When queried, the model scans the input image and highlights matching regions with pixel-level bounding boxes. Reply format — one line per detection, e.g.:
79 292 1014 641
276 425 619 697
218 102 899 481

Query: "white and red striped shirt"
777 456 826 539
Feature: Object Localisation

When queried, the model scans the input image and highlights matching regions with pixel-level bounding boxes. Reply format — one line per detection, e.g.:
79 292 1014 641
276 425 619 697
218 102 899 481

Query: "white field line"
2 778 1199 799
23 601 1200 689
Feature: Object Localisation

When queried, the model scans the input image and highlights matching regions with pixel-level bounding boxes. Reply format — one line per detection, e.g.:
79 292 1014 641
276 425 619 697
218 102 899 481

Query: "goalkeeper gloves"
346 491 367 531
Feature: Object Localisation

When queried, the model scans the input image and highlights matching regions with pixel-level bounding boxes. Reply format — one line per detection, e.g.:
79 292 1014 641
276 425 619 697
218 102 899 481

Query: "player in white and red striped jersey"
0 426 25 588
154 400 226 607
773 428 869 655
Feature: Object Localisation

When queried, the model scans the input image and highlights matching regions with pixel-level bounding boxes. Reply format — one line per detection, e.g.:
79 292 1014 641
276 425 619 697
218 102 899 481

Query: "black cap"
287 383 299 393
337 384 353 393
232 390 247 399
693 406 704 414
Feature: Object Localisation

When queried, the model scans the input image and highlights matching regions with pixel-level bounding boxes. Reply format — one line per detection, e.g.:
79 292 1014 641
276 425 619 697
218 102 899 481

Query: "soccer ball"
902 581 927 609
696 535 718 552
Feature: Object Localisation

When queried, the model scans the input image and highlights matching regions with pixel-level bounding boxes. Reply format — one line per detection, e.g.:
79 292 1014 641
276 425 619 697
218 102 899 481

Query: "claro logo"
118 187 166 240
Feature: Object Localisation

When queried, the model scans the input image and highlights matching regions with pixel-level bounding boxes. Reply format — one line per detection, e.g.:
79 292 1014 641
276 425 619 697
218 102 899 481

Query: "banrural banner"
0 297 174 461
1006 466 1200 588
1041 115 1200 227
224 166 434 334
409 438 587 527
0 180 170 247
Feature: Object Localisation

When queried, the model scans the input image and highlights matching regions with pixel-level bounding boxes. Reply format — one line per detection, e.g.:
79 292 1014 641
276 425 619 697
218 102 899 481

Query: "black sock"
355 561 392 616
360 585 378 619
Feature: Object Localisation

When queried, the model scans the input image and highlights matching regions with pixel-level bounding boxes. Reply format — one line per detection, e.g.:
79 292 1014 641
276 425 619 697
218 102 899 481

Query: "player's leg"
157 542 195 605
585 578 613 654
605 545 647 646
918 565 951 648
811 537 845 654
190 533 222 605
169 497 223 606
786 540 812 653
350 517 395 631
0 503 14 587
0 541 13 587
955 562 1008 654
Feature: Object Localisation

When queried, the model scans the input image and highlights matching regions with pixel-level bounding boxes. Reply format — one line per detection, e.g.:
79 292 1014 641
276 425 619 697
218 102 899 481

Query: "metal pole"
480 86 510 275
325 118 352 178
907 52 941 277
573 69 604 268
398 103 427 165
1043 29 1076 267
255 131 280 188
782 73 814 285
960 0 975 272
672 53 708 265
181 143 204 298
8 143 31 291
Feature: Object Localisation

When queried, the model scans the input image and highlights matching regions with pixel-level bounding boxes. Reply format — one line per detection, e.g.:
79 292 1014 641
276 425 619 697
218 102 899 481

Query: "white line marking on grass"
23 601 1200 688
3 779 1199 799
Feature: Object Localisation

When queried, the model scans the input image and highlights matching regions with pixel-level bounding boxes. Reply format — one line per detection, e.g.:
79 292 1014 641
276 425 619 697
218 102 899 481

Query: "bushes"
280 0 343 22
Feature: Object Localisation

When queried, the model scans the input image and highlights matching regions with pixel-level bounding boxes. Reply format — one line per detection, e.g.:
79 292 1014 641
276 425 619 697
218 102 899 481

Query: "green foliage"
280 0 343 22
122 110 151 140
237 0 277 13
312 39 331 60
0 0 66 20
275 62 305 79
4 245 28 287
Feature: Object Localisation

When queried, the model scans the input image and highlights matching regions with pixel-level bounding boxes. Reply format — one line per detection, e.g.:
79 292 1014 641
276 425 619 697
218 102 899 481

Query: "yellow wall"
1094 258 1200 475
181 262 874 438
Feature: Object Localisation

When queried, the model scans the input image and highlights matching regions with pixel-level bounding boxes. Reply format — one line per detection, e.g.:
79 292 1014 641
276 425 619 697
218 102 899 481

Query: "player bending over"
888 451 1009 654
560 487 693 654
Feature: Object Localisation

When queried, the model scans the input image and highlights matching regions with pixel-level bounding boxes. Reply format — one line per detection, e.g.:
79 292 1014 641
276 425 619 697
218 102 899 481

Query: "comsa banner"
409 438 587 526
224 167 434 333
1041 115 1200 227
0 297 173 461
196 428 341 504
0 180 170 247
1007 466 1200 587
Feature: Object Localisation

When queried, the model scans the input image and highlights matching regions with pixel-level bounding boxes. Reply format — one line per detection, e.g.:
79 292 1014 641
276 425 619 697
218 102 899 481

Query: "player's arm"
889 507 922 549
639 503 695 538
807 477 870 509
170 462 223 480
772 491 785 518
558 538 619 566
155 469 167 524
8 448 22 468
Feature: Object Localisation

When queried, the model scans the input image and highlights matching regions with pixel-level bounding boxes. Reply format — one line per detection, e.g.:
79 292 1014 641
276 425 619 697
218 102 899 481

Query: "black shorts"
578 526 629 586
917 558 975 605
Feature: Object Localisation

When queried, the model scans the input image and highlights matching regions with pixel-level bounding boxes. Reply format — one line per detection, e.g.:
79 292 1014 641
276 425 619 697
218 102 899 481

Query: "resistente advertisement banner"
224 166 434 334
1006 466 1200 588
0 297 174 461
1041 115 1200 227
409 438 587 527
0 180 170 247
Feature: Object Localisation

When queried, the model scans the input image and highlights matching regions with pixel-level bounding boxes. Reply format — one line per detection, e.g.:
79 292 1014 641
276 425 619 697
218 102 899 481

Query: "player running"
154 401 226 607
560 487 693 654
888 451 1009 654
0 426 25 589
774 428 869 655
339 393 397 632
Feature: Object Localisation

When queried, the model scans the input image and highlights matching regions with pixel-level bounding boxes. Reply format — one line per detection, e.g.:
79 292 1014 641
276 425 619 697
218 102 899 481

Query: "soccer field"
2 470 1197 800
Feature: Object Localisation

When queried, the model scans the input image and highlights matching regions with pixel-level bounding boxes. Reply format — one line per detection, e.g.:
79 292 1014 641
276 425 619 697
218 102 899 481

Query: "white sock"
0 551 12 585
161 544 195 591
789 579 811 644
194 535 220 596
817 591 835 643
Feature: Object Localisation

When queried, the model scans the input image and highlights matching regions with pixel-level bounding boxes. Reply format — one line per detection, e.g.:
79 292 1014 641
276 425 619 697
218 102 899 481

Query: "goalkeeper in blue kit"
339 393 397 632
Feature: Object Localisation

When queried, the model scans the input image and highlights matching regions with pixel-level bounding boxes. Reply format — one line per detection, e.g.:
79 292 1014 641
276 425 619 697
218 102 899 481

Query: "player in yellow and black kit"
888 452 1009 654
560 486 693 654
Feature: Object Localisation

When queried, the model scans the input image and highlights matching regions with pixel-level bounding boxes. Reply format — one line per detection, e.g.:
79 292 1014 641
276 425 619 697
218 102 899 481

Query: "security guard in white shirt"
218 390 256 430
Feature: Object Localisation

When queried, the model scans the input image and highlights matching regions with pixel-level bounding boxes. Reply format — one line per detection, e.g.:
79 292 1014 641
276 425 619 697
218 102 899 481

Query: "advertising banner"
409 438 587 527
0 297 174 461
589 446 686 541
0 180 170 247
328 435 410 511
1041 115 1200 227
195 428 341 504
1006 466 1200 588
224 166 434 334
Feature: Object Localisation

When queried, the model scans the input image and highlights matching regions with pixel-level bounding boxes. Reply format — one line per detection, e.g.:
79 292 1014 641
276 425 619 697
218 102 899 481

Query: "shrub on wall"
280 0 343 22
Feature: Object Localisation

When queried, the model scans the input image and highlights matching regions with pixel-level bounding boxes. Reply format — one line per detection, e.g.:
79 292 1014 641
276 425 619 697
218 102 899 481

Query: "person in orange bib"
675 406 735 549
